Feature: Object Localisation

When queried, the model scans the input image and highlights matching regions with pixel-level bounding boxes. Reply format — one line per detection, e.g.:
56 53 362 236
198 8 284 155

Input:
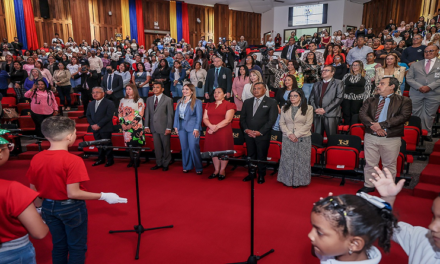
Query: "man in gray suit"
144 82 174 171
406 45 440 141
102 65 124 110
309 65 345 137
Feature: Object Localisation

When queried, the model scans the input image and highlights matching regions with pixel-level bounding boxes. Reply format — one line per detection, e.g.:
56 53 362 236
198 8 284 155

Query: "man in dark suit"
101 65 124 109
281 37 298 61
204 57 232 102
144 82 174 171
86 87 116 167
79 65 99 118
240 82 278 184
309 65 345 137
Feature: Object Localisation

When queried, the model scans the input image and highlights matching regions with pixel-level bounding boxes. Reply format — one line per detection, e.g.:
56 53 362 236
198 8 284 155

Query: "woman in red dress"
203 87 237 180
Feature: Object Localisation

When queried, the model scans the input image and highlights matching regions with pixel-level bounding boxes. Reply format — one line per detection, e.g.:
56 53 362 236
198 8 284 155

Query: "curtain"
182 3 190 44
135 0 145 47
169 1 177 41
4 0 18 42
121 0 131 39
22 0 38 50
128 0 138 42
176 2 182 43
14 0 28 50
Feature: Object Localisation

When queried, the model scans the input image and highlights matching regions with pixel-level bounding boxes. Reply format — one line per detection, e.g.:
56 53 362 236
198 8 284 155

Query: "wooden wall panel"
33 0 73 48
362 0 424 34
143 0 170 32
70 0 91 44
0 0 8 40
229 10 261 45
187 4 214 47
214 4 229 44
89 0 122 43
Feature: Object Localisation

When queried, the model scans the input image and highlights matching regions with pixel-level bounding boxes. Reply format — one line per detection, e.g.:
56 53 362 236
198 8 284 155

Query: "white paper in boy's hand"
99 192 128 204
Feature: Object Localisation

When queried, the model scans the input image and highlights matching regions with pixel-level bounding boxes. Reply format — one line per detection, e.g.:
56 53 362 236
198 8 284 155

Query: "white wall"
261 8 275 43
343 1 363 30
261 0 364 42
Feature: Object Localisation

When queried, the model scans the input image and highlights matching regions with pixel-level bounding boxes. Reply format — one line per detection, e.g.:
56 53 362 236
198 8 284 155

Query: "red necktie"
154 96 158 110
374 98 385 122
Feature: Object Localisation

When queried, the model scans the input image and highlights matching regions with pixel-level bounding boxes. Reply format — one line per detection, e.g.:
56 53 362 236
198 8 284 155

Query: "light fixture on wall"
197 18 201 23
109 11 112 16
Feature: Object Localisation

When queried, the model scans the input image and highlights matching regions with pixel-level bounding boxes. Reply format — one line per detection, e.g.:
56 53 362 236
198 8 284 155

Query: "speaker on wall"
40 0 50 19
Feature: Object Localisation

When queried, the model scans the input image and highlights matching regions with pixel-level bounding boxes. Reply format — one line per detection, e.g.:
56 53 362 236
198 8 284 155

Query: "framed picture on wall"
317 26 332 35
284 29 297 42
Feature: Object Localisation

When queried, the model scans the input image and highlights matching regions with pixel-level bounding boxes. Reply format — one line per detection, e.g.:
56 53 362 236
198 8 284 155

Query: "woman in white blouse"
66 57 81 88
242 70 269 101
115 63 131 96
189 62 207 98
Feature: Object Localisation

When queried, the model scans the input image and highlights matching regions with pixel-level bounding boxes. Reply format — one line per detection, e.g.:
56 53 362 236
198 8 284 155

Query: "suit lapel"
255 97 266 115
154 95 165 112
323 79 333 96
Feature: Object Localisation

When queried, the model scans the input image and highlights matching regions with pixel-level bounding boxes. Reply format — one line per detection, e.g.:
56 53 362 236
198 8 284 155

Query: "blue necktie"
107 75 112 91
214 68 219 89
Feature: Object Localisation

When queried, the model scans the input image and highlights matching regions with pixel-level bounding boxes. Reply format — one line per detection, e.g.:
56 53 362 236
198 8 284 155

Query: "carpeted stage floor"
1 159 433 264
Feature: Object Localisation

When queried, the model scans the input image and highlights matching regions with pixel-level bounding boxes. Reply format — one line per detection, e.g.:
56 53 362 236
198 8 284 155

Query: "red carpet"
416 140 440 199
1 158 433 264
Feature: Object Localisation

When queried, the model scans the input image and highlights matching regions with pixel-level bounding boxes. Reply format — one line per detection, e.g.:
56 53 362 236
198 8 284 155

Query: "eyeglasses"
322 69 331 72
0 143 14 152
290 94 299 98
425 50 436 53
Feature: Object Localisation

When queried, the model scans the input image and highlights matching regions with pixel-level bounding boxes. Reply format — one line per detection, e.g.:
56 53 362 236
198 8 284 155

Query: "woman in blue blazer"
170 60 186 98
173 83 203 174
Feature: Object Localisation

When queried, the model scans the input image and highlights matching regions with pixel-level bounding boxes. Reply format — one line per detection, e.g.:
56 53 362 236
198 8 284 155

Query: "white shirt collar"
426 57 437 63
255 95 265 101
155 93 163 101
96 98 104 104
323 78 333 83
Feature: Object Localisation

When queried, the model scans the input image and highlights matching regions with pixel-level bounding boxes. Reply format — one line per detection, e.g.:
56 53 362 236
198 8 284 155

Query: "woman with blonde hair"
173 84 203 174
23 68 49 93
119 84 145 167
341 60 372 125
242 70 269 101
375 53 406 94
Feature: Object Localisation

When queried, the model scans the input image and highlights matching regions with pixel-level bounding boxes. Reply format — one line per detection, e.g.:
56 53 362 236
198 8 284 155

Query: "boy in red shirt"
26 116 127 264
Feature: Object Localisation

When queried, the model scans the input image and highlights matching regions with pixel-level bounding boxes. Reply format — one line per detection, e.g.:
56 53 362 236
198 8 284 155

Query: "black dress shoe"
127 162 133 168
208 173 218 179
242 175 252 182
92 160 105 166
218 174 226 181
78 115 86 119
162 166 169 171
424 136 433 142
257 176 265 184
357 186 375 193
105 161 114 167
150 165 162 170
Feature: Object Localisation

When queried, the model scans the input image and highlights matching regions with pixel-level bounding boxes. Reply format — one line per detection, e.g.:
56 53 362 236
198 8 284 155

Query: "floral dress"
118 98 145 146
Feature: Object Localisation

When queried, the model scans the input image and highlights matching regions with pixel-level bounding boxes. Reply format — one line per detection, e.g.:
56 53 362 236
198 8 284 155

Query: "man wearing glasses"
400 34 426 67
407 45 440 142
309 65 344 137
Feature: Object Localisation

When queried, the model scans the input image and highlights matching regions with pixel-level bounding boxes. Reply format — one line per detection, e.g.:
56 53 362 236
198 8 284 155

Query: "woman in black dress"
151 59 171 97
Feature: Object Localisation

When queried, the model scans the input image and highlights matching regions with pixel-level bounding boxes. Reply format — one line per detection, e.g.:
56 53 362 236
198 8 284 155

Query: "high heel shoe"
208 173 218 179
218 174 226 181
183 170 189 173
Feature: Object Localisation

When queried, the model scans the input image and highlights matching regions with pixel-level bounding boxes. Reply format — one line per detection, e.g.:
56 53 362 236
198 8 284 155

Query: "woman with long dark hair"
275 74 299 107
296 51 321 100
232 65 250 111
193 49 209 71
10 62 28 102
131 63 151 102
170 60 186 98
278 88 313 187
24 80 58 137
53 62 72 111
151 58 171 96
275 33 282 48
242 54 262 75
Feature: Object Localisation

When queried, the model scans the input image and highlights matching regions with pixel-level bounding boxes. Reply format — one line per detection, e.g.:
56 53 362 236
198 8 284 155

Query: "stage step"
75 124 89 132
419 164 440 185
413 182 440 200
68 111 84 118
70 116 89 124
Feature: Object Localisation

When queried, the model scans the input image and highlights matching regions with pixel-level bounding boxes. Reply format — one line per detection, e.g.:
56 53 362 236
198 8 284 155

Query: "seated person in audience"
371 167 440 264
310 190 398 263
26 116 127 264
0 130 49 264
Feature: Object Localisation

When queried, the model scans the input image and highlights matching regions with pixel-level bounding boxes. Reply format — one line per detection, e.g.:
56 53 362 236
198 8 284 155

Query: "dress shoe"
150 165 162 170
208 173 218 179
196 171 203 175
424 135 433 142
242 175 253 182
127 161 133 167
357 186 375 193
78 115 86 119
92 160 105 166
162 166 169 171
105 161 114 167
257 176 265 184
218 174 226 181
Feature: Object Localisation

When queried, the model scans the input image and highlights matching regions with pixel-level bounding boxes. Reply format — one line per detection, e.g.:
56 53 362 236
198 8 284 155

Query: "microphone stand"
11 134 47 152
96 145 174 260
217 156 275 264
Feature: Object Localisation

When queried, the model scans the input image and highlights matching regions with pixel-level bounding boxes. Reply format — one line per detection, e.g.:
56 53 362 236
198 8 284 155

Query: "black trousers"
244 135 271 177
313 115 338 137
341 99 363 125
31 111 52 138
163 82 171 97
93 131 113 162
81 89 93 115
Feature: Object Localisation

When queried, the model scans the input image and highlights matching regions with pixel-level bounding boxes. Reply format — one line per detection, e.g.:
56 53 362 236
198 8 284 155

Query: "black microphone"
78 139 111 148
4 129 22 133
200 150 236 159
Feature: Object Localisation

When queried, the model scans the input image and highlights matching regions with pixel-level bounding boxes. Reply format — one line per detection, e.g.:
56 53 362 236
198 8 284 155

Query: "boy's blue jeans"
42 199 88 264
0 240 36 264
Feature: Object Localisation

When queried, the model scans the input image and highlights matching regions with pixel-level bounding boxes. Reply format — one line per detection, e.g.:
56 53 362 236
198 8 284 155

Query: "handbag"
2 108 19 119
195 71 203 88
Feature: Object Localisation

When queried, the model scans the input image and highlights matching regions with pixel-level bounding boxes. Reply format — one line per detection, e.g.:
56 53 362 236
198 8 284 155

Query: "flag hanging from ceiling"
170 1 189 43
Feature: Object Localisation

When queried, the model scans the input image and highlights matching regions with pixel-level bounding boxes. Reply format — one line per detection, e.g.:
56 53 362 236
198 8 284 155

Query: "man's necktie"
253 98 260 116
374 98 385 122
154 96 158 110
214 68 219 88
95 101 99 113
107 75 112 90
425 59 431 74
287 46 293 60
